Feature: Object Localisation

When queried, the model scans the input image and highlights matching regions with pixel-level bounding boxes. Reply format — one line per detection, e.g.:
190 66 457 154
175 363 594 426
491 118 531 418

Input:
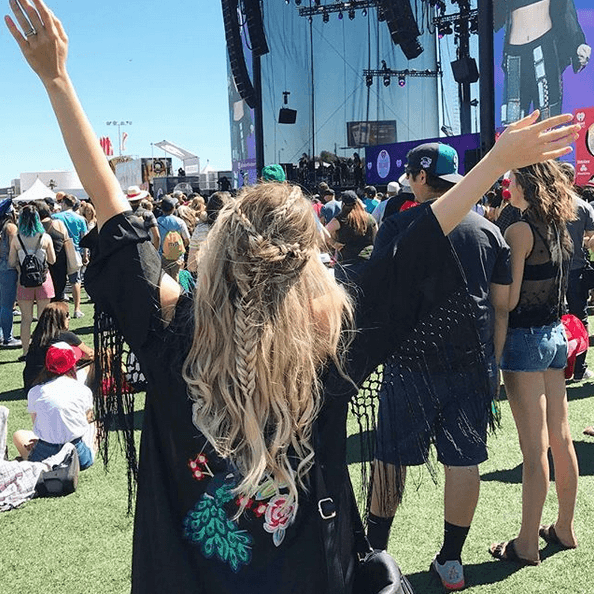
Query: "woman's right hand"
5 0 68 86
489 111 580 175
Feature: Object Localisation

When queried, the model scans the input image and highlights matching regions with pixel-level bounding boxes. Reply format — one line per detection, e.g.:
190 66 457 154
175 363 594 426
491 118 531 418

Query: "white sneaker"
73 310 85 319
431 556 465 591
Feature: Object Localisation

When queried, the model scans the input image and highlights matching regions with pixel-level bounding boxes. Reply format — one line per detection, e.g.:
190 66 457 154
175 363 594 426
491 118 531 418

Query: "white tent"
13 179 57 203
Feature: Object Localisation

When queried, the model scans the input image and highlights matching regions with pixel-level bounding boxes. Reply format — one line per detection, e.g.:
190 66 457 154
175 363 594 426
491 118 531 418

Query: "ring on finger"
25 28 37 37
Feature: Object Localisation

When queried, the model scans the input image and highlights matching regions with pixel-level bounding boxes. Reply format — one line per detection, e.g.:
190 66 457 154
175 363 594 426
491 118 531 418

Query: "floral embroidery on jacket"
182 471 253 573
182 452 296 571
262 494 295 547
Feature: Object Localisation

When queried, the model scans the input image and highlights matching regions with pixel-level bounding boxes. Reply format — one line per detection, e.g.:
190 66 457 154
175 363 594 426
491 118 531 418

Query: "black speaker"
378 0 423 60
222 0 256 108
278 108 297 124
451 57 480 84
244 0 269 57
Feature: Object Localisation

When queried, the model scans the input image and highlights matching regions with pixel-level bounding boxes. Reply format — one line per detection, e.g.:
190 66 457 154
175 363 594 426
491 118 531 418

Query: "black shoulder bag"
313 452 414 594
35 446 80 497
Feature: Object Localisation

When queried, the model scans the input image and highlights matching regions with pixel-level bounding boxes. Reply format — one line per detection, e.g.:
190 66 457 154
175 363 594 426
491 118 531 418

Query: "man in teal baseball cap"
261 164 286 183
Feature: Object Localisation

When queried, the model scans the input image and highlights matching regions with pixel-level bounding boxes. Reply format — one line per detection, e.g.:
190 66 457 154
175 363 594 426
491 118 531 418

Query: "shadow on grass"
72 325 94 335
482 440 594 483
406 544 564 592
346 429 375 464
0 388 25 402
105 409 144 432
406 559 521 593
566 382 594 402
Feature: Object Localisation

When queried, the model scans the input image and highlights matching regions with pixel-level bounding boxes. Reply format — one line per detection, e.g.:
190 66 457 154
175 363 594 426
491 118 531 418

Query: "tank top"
508 218 568 329
42 219 65 254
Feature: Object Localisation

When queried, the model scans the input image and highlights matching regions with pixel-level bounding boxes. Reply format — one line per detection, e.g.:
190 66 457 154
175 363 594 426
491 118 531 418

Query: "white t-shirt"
28 375 93 445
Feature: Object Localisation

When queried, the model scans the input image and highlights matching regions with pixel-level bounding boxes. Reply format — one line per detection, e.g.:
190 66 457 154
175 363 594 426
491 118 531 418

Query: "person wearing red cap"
13 342 95 470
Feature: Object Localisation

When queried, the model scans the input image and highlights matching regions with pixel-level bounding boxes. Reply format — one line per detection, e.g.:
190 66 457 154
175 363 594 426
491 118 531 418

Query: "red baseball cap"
45 341 83 375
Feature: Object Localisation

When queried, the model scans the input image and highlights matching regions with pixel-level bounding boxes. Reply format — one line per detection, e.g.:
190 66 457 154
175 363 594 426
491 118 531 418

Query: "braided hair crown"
183 182 353 519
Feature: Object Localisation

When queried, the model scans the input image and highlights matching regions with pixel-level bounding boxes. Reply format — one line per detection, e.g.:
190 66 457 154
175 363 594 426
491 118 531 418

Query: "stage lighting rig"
298 1 381 20
363 64 443 88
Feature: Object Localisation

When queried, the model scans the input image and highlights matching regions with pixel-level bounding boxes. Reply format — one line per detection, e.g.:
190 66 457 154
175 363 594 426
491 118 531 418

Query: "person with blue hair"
8 204 55 358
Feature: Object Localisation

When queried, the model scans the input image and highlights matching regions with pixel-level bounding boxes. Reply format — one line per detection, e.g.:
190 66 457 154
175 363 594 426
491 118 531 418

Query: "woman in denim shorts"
490 161 579 566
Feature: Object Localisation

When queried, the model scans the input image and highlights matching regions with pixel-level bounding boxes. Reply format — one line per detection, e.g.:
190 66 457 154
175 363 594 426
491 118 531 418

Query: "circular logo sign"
377 150 391 179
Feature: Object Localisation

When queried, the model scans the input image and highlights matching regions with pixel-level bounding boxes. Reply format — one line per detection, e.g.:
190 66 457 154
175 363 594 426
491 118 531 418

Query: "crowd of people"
0 1 592 593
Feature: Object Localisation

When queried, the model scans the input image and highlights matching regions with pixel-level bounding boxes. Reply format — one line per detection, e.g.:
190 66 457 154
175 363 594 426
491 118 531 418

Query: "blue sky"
0 0 231 187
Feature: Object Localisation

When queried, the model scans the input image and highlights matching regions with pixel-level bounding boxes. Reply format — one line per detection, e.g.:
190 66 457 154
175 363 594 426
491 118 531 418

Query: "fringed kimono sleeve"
81 212 164 511
329 205 494 510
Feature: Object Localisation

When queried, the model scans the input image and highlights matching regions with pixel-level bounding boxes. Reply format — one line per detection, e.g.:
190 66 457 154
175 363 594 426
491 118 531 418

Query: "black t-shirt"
23 331 82 392
84 209 473 594
375 204 512 353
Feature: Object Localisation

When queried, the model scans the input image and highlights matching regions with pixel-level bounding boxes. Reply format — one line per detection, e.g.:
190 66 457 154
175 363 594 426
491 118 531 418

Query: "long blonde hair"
182 182 353 516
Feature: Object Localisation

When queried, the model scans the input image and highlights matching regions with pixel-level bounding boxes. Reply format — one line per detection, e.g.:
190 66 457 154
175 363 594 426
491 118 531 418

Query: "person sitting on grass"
13 341 96 470
23 300 94 392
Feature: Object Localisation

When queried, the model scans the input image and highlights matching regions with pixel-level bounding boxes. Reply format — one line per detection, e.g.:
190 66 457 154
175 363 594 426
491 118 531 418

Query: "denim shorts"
29 436 94 470
500 322 567 372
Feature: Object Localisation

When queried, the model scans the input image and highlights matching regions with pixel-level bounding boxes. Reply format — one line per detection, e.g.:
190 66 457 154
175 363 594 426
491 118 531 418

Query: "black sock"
366 513 394 551
436 521 470 564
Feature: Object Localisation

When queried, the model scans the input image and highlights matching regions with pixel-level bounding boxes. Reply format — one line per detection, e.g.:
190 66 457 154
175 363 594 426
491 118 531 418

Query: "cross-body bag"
313 432 414 594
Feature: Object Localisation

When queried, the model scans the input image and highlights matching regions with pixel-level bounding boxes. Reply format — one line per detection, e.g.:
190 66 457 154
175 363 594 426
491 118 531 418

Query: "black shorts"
374 356 497 467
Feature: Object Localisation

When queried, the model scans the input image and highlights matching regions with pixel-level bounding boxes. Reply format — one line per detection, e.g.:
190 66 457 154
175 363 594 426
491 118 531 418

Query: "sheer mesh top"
508 218 568 329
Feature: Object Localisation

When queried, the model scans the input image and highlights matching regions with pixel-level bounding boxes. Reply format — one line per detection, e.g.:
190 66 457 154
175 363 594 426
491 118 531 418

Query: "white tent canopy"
13 178 57 203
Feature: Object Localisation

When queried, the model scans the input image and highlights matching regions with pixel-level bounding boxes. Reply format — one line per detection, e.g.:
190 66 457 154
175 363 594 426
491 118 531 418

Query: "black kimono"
83 207 483 594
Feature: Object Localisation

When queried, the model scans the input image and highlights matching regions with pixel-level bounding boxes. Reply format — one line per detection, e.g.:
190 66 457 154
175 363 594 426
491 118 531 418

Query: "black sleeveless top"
508 218 568 329
42 219 66 254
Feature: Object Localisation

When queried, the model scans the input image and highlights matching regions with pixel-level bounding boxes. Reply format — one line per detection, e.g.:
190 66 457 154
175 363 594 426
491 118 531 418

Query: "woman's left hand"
5 0 69 85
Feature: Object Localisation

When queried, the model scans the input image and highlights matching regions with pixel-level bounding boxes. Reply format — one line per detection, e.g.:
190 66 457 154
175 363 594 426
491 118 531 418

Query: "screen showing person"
493 0 591 128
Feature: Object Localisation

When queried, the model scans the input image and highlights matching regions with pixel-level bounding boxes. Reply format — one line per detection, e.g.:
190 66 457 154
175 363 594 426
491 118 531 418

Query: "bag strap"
313 423 373 594
313 456 346 594
17 234 28 253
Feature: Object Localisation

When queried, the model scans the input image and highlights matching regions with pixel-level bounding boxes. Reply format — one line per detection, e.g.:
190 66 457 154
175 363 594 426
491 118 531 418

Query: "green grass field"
1 295 593 594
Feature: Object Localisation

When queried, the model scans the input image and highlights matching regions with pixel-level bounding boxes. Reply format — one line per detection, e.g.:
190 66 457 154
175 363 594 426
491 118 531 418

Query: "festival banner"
574 106 594 187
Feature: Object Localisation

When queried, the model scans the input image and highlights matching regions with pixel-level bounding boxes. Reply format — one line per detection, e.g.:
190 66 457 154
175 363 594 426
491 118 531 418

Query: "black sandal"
539 525 577 550
489 539 540 566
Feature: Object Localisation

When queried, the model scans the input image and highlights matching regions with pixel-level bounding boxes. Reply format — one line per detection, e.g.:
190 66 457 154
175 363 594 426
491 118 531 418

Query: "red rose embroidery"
263 495 294 546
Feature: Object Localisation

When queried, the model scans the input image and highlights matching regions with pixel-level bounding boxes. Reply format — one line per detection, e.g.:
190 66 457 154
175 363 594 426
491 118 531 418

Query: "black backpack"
17 234 46 288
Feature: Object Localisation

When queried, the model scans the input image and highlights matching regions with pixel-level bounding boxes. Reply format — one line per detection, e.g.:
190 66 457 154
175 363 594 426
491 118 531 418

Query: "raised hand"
490 111 580 174
5 0 68 85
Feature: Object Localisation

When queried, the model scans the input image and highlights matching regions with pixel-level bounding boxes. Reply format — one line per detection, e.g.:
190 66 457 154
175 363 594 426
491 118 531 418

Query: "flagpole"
106 120 132 156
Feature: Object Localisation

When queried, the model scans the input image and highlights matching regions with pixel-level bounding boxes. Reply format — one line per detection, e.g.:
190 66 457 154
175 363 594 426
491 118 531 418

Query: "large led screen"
493 0 592 132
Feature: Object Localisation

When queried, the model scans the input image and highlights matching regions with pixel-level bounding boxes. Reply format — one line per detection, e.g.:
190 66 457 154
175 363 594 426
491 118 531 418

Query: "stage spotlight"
366 74 374 87
362 8 367 16
338 10 343 20
398 75 406 87
322 10 329 23
349 8 355 20
383 74 391 87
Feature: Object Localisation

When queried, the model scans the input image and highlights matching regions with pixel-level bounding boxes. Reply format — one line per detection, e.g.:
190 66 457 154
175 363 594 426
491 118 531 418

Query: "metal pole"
478 0 495 155
458 0 472 135
254 54 265 173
